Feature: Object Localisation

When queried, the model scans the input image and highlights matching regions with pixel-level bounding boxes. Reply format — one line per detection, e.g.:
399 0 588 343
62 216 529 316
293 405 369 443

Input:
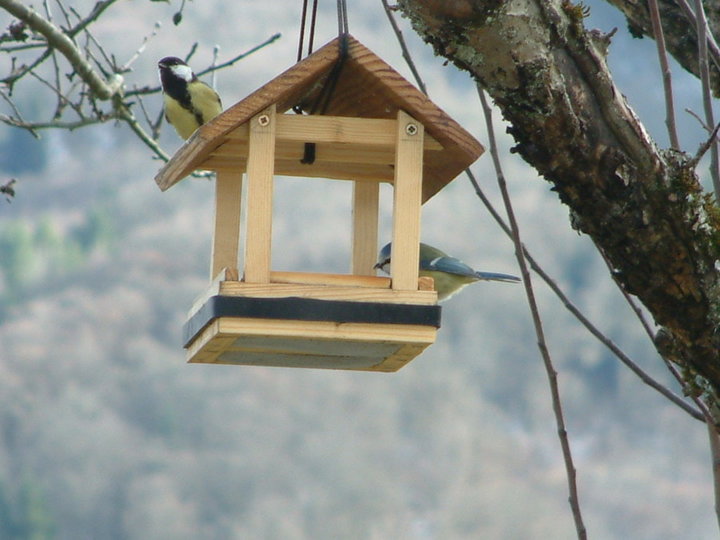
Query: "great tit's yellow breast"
164 94 201 140
163 81 221 140
188 80 222 124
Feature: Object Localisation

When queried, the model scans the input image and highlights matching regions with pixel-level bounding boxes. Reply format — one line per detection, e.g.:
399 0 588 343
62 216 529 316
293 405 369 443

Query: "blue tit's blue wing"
421 255 479 279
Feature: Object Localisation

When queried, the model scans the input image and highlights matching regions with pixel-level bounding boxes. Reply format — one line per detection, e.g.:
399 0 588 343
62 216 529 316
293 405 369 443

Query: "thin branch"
70 6 115 76
0 40 48 53
120 21 161 73
133 88 161 140
113 98 169 162
211 45 220 89
0 112 114 130
694 0 720 196
380 0 427 94
65 0 119 39
478 85 587 539
648 0 680 149
675 0 720 75
465 168 703 421
0 89 39 138
195 33 282 78
54 0 74 31
707 418 720 533
689 121 720 169
593 240 711 419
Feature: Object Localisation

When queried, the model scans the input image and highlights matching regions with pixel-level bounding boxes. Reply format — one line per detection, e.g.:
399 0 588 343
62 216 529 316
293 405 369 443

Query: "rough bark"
398 0 720 402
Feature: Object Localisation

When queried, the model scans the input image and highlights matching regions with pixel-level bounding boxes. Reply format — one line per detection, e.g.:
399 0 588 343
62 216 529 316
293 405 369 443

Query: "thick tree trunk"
399 0 720 401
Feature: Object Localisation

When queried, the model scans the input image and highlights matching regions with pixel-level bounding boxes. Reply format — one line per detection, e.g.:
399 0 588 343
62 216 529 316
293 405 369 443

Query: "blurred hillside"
0 1 716 538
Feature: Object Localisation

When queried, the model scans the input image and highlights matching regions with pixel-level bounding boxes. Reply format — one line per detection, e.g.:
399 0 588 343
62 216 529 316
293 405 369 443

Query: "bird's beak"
373 262 381 270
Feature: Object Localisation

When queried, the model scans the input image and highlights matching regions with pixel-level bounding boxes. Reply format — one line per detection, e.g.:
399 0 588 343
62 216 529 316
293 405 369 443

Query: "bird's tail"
474 271 521 283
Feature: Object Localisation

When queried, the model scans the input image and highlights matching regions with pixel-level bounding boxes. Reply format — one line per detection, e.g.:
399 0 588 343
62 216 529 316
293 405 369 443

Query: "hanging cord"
309 34 348 116
299 34 348 164
294 0 350 163
337 0 349 35
296 0 320 63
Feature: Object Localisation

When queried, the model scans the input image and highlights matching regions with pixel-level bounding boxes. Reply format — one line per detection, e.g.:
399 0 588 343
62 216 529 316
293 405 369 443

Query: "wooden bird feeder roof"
154 34 484 202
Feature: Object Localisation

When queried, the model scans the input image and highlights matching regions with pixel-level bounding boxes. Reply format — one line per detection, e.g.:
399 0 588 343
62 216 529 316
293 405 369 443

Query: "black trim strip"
183 296 441 347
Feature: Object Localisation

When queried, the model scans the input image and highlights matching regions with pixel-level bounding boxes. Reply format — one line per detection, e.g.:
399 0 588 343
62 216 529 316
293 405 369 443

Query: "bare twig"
0 88 39 138
380 0 426 94
196 33 282 78
211 45 220 89
593 241 714 419
478 86 587 539
0 0 123 99
0 113 113 130
648 0 680 149
120 23 162 72
52 0 73 31
465 170 703 421
694 0 720 196
113 98 169 162
709 420 720 533
689 121 720 169
675 0 720 75
66 0 119 38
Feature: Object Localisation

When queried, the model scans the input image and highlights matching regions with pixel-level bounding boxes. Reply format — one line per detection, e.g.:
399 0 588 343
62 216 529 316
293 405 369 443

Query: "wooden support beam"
391 110 424 291
243 104 276 283
352 181 380 276
210 171 243 280
227 114 443 149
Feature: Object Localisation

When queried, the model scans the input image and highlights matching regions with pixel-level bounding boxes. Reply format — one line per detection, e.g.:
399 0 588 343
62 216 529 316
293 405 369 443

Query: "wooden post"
210 170 243 280
391 110 424 290
351 181 379 276
244 104 277 283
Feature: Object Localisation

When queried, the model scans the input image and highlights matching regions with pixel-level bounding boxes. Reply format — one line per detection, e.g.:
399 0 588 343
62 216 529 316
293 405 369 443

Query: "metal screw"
258 114 270 127
405 123 418 136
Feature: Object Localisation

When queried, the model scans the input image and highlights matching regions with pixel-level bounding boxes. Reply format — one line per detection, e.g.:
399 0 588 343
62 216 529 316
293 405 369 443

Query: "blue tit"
158 56 222 140
374 242 520 301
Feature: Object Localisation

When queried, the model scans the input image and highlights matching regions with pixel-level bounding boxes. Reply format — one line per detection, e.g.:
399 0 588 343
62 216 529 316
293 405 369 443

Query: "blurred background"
0 0 715 538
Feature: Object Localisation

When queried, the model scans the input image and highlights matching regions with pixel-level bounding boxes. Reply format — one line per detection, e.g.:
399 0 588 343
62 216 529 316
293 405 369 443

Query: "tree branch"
648 0 680 149
478 86 587 538
399 0 720 404
0 0 123 99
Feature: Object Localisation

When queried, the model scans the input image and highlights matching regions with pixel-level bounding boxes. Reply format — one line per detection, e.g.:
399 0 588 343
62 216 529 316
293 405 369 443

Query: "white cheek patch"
170 64 193 81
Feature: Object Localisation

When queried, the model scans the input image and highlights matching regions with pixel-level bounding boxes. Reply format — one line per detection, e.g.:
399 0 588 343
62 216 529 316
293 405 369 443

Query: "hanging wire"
337 0 349 35
308 0 319 55
296 0 320 63
297 0 308 62
294 0 350 163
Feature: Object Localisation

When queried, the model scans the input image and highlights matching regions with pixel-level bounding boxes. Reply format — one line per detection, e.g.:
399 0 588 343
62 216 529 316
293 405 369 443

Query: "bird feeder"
154 35 484 371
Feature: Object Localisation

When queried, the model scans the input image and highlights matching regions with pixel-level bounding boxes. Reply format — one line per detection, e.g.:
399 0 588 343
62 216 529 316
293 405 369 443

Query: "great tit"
375 242 521 301
158 56 222 140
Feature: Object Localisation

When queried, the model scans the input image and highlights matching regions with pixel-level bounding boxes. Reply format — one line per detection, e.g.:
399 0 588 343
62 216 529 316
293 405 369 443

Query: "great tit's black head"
158 56 187 69
158 56 195 91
